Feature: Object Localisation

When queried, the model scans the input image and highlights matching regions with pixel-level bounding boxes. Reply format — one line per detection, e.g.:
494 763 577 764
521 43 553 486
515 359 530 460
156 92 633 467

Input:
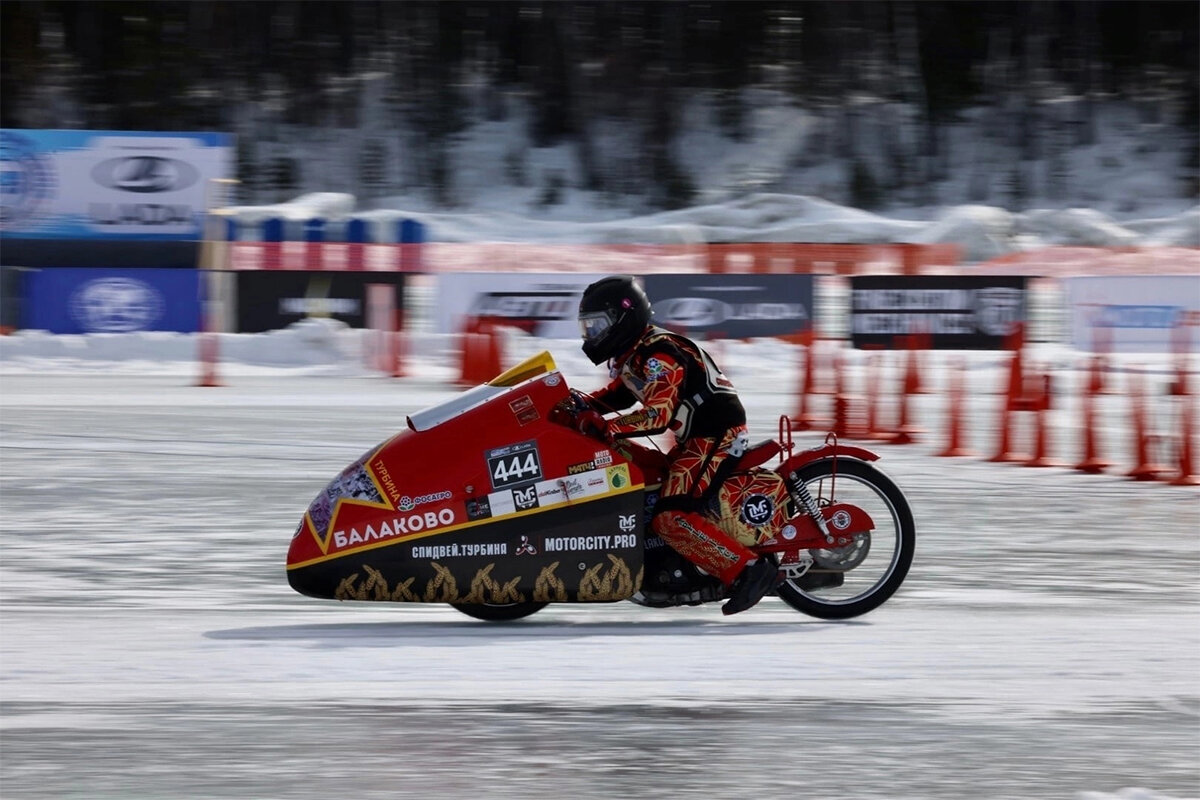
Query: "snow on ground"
0 326 1197 800
2 132 1198 797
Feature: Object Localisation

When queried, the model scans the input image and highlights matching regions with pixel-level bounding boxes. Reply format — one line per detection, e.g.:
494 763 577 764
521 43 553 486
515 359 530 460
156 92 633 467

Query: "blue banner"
1 129 232 241
24 268 202 334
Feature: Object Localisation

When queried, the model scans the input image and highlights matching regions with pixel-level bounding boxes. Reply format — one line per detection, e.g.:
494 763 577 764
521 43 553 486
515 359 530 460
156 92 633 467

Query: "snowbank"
224 191 1198 264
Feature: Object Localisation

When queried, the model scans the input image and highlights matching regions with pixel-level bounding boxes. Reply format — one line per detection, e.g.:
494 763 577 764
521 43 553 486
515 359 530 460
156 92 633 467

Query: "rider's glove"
569 388 596 412
576 409 611 442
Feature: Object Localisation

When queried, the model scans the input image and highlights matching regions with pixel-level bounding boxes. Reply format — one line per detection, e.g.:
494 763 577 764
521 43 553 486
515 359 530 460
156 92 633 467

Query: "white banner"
1 129 232 240
1065 275 1200 352
435 273 601 337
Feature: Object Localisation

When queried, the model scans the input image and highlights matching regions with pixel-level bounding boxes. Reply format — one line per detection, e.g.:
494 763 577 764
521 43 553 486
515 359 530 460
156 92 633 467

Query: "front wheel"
450 602 548 621
775 458 915 620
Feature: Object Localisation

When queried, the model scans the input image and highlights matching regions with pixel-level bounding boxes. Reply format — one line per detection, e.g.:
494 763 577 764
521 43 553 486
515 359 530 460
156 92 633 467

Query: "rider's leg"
651 431 757 585
651 508 755 585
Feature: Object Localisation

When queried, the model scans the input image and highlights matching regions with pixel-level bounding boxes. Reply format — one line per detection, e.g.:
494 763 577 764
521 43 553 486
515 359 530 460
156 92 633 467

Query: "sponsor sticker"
593 449 613 467
741 494 774 526
466 496 492 521
509 395 540 426
830 509 852 530
486 440 543 489
607 464 631 490
543 534 637 552
332 507 457 550
482 466 629 521
643 491 660 525
567 460 595 475
512 485 539 511
397 490 453 512
558 476 586 499
370 456 402 505
411 542 508 559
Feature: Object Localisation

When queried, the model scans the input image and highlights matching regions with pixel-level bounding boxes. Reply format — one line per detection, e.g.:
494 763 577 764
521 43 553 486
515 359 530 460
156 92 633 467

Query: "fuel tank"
286 357 647 604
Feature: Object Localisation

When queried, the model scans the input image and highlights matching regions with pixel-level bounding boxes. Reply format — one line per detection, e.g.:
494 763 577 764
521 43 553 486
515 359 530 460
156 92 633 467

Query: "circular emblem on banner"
0 131 56 231
972 287 1024 337
654 297 729 328
740 493 774 526
69 278 163 333
830 509 852 531
90 156 199 194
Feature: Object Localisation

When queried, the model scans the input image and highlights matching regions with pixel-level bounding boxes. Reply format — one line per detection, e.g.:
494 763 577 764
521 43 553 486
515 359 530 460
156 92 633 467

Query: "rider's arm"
608 350 684 439
589 378 636 414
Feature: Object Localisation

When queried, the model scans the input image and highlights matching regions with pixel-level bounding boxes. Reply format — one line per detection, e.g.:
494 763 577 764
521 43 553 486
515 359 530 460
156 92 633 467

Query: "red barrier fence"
223 241 962 275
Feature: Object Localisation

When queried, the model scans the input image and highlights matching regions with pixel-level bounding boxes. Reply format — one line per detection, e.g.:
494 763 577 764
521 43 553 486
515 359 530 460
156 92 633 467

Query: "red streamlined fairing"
287 357 647 603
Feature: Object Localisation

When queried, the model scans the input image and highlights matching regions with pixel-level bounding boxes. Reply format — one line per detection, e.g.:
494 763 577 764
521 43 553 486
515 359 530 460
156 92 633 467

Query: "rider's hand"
569 388 596 412
576 409 611 442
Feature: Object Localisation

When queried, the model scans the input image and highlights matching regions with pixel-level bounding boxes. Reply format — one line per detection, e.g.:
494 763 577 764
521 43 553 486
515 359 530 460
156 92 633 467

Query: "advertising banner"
849 275 1027 349
0 129 232 240
435 273 598 337
1064 275 1200 352
434 273 816 340
236 272 405 333
23 267 202 334
639 274 814 339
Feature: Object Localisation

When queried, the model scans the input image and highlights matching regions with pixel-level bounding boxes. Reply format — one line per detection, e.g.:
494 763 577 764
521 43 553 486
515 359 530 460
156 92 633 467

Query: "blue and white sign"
1065 275 1200 352
0 129 232 240
24 268 202 334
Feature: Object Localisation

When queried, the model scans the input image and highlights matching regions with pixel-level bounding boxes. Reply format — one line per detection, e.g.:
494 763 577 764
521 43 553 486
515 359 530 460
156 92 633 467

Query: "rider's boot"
721 558 780 616
652 510 780 615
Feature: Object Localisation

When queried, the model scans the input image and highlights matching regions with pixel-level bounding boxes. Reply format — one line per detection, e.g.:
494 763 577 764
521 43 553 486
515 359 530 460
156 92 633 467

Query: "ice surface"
1 334 1197 800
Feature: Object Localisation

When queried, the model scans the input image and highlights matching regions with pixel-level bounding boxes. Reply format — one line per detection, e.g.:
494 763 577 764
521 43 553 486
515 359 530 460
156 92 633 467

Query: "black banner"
849 275 1027 349
640 274 814 339
236 272 405 333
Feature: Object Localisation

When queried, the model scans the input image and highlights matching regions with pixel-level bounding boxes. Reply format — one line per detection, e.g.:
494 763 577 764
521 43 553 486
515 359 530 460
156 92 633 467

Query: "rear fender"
776 442 879 476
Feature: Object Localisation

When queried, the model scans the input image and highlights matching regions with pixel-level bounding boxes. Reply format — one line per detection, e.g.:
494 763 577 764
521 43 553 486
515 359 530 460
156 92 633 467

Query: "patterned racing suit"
588 326 757 585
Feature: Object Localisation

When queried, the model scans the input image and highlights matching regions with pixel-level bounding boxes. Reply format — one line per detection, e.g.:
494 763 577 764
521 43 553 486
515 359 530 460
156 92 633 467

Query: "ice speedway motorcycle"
287 351 915 621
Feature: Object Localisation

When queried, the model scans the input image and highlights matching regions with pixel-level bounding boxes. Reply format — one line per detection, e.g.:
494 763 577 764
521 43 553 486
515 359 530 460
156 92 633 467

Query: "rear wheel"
450 602 548 621
775 458 914 620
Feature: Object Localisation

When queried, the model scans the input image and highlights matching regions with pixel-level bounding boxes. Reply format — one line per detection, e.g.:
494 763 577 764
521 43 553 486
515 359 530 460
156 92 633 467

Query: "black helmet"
578 276 653 364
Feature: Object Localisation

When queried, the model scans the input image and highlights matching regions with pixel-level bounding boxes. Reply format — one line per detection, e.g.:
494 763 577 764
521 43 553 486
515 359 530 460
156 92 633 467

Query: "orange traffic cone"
195 330 223 387
890 335 921 445
937 356 974 457
1026 373 1062 467
791 333 822 431
1126 371 1168 481
1074 359 1110 474
1167 395 1199 486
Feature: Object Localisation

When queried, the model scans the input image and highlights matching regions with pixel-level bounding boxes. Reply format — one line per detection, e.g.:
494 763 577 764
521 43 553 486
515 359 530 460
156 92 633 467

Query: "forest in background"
2 1 1197 212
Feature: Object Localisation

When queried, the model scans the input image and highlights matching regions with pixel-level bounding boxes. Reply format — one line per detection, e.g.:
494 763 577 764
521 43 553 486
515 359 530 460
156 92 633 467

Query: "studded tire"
775 458 915 620
449 601 548 621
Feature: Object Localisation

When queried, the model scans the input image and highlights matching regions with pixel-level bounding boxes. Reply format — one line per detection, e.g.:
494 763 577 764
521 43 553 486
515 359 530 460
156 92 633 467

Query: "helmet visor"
579 311 613 342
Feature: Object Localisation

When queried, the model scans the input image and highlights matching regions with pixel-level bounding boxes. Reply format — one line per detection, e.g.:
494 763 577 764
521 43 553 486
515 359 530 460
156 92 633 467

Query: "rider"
575 275 779 615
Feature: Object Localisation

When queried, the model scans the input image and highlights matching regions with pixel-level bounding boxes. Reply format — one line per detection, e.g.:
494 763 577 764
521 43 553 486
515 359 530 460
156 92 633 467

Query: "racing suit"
588 326 757 585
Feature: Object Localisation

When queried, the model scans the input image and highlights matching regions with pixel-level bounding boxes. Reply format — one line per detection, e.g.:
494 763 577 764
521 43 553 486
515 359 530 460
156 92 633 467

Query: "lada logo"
91 156 199 193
